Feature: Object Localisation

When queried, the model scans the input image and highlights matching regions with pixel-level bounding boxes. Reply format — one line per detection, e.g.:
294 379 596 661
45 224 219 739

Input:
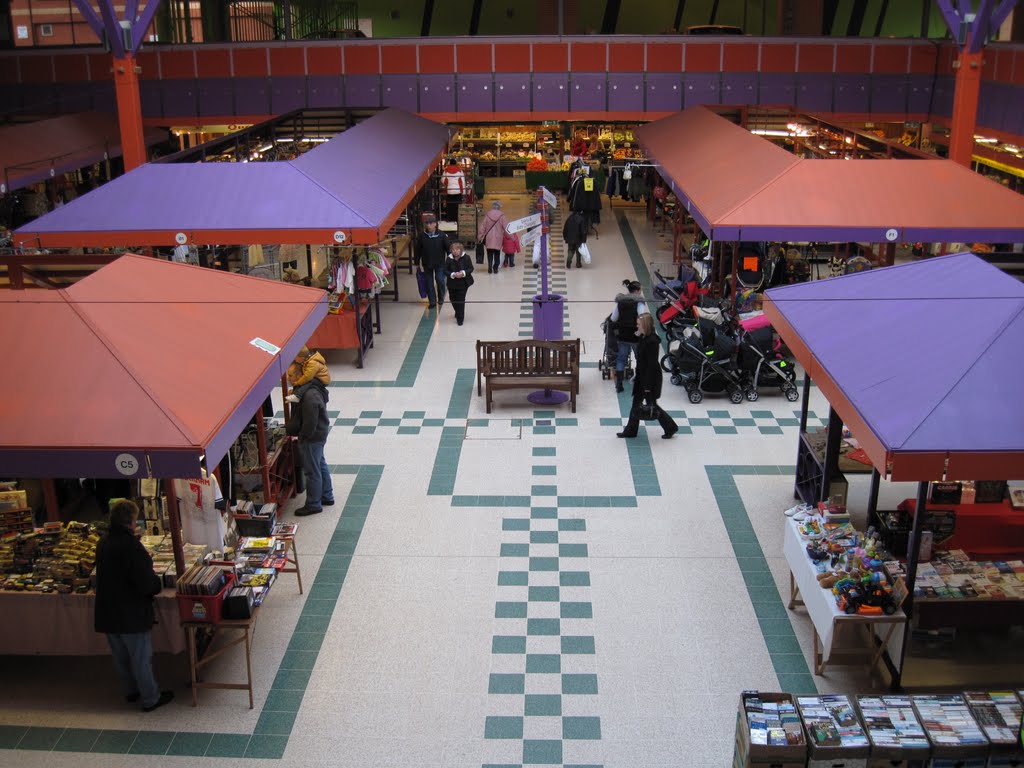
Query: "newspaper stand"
855 695 930 768
911 694 990 768
733 691 807 768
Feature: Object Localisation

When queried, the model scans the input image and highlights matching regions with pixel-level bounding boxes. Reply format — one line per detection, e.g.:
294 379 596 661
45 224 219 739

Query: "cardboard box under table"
733 691 807 768
784 518 904 675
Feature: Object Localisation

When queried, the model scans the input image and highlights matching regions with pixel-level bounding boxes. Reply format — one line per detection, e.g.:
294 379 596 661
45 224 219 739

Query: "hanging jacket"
563 212 588 248
478 208 508 251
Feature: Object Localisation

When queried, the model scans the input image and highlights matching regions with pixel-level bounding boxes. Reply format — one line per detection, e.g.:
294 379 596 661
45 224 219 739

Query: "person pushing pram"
606 279 649 393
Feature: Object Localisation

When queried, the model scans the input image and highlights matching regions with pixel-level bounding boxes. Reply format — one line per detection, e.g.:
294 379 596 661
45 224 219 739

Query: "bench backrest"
477 339 580 377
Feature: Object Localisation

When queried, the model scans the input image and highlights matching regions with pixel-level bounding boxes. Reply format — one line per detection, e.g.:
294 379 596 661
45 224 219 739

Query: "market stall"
12 108 453 365
764 253 1024 687
0 254 326 655
634 106 1024 280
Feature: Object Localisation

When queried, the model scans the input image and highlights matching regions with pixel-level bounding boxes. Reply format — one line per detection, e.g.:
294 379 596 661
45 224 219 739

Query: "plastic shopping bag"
532 238 542 266
415 268 428 299
579 242 592 265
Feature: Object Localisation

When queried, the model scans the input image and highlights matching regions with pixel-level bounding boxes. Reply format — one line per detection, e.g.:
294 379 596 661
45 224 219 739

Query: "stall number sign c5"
584 178 594 192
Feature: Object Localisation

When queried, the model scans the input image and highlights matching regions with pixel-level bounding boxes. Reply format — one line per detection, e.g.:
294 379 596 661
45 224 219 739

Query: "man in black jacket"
286 378 334 516
415 215 451 309
94 500 174 712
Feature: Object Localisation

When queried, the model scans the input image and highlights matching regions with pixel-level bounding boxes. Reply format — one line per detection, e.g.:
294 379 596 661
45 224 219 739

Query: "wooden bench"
476 339 581 414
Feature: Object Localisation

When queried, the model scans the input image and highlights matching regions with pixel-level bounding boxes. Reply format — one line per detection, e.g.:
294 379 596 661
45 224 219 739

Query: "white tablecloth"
783 518 903 663
0 590 185 656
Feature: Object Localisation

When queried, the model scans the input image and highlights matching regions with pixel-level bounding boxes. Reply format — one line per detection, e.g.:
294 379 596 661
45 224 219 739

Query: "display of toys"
834 577 899 615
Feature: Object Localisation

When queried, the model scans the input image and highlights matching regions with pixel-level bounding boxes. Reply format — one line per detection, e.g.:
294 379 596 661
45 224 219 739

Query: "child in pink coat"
501 228 521 268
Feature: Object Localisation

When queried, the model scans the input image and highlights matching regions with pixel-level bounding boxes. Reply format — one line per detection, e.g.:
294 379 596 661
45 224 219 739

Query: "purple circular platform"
527 389 569 405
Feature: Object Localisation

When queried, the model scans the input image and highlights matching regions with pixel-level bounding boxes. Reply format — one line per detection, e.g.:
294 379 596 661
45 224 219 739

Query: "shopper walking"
94 500 174 712
563 210 588 269
609 279 649 393
445 240 475 326
415 214 450 309
478 200 509 274
287 378 334 516
617 314 678 439
441 158 465 222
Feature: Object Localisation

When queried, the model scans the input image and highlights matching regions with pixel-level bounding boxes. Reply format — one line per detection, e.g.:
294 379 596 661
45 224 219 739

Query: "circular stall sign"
115 453 141 476
175 232 188 245
884 228 899 242
333 231 347 243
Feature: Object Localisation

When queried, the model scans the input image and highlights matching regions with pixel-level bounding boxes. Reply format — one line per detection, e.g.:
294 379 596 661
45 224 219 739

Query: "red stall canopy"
0 254 327 479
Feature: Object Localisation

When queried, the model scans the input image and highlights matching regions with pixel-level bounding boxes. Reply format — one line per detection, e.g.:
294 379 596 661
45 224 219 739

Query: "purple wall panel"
90 82 116 114
999 85 1024 135
930 76 954 119
494 73 531 111
271 76 307 114
382 74 418 111
139 81 163 118
198 77 232 116
161 79 198 117
457 73 493 112
419 73 455 112
570 73 606 111
534 73 568 112
759 73 796 107
56 83 92 113
234 77 270 115
977 82 1004 131
720 73 756 107
795 73 833 111
870 74 907 114
646 73 682 112
344 74 381 108
608 73 644 111
307 75 342 108
0 85 24 114
18 84 54 113
683 73 721 108
834 74 869 113
906 75 933 115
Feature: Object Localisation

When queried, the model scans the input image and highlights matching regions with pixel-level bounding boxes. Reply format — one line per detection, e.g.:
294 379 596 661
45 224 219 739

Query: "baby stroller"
734 315 799 402
598 316 633 382
660 322 746 404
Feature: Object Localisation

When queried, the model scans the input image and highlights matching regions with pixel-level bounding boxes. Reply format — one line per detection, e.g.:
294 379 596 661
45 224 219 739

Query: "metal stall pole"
893 480 929 690
820 406 843 504
866 467 882 530
794 372 812 500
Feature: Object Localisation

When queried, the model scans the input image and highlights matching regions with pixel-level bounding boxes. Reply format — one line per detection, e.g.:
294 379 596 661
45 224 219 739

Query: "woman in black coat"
562 211 588 269
444 240 475 325
617 313 678 439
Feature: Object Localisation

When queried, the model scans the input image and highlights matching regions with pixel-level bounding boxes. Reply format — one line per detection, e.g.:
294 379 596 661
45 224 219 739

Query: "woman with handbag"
617 314 678 439
444 241 475 326
478 200 509 274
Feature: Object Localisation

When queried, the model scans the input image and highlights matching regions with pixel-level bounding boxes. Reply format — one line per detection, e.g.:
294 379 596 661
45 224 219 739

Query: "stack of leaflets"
857 695 929 750
744 696 804 746
797 695 870 749
912 694 989 749
238 537 274 554
272 522 297 537
911 552 1024 600
963 691 1022 746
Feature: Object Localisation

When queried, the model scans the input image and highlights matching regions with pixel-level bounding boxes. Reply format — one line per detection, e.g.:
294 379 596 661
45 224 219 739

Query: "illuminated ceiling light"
975 136 998 143
750 129 790 137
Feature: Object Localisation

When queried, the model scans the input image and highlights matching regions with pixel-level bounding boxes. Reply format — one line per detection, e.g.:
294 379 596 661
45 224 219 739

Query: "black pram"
599 315 633 382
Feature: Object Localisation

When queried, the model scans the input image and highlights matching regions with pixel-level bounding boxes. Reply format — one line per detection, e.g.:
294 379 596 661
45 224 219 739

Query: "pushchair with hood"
660 320 746 404
734 314 800 401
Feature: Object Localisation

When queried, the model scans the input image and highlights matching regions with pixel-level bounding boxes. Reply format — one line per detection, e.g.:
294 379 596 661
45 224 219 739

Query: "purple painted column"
529 186 567 406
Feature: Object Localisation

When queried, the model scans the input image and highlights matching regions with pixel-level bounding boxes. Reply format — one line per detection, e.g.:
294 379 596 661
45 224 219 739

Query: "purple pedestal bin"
528 292 567 406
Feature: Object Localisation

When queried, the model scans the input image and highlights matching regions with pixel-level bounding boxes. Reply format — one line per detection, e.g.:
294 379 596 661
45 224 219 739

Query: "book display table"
783 518 904 676
181 528 302 708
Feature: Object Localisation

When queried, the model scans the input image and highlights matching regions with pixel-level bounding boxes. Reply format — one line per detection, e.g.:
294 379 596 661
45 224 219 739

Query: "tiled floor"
0 195 959 767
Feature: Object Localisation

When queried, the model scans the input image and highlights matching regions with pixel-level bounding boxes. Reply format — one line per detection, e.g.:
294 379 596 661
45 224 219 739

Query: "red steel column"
112 55 147 171
948 44 983 168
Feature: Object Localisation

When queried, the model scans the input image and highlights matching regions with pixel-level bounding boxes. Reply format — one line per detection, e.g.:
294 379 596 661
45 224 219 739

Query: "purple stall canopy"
0 254 327 479
764 253 1024 481
636 107 1024 244
14 108 453 248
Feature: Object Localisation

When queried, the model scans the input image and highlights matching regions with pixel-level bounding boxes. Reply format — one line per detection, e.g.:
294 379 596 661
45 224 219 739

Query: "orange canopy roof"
0 255 326 479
